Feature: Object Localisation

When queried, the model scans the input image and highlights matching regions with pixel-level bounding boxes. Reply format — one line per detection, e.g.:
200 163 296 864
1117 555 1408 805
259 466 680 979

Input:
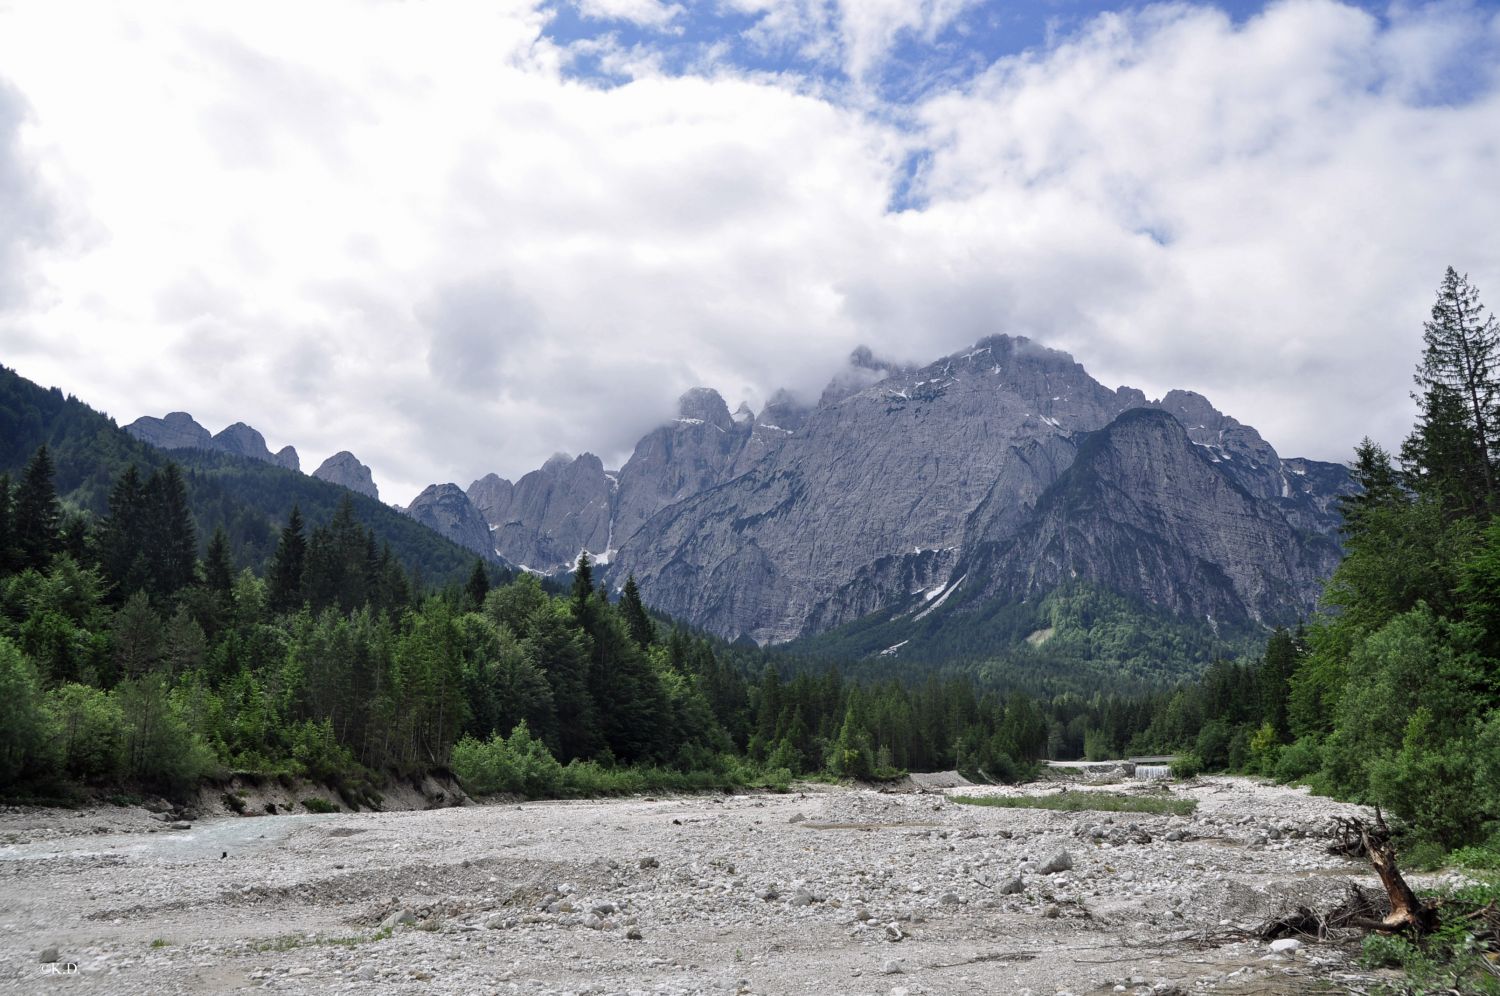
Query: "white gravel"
0 776 1410 994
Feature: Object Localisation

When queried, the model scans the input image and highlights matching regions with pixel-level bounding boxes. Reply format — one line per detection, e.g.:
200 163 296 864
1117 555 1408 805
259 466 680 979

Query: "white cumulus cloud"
0 0 1494 504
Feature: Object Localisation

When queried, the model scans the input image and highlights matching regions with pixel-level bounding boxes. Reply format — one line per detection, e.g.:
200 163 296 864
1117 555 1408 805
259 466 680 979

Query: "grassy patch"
250 928 391 953
1359 874 1500 994
952 791 1196 816
149 938 171 948
301 797 338 814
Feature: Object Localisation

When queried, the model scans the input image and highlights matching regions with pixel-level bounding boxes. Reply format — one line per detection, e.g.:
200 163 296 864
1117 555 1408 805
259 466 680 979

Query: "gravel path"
0 777 1415 994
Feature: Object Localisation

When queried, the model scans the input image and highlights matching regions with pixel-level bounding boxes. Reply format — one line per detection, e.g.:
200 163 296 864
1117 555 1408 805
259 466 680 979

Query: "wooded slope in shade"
0 365 489 585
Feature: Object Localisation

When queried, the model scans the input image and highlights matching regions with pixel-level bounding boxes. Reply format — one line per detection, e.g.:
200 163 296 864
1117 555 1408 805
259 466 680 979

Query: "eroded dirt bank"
0 777 1431 994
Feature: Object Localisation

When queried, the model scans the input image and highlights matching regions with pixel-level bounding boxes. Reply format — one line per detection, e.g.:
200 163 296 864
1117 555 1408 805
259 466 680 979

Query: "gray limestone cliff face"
273 445 301 472
405 484 495 560
477 454 613 572
608 335 1138 643
467 473 514 525
606 335 1350 643
731 389 811 478
124 412 214 450
127 413 300 470
959 408 1341 625
313 451 379 500
612 388 753 547
211 423 300 470
1147 390 1354 535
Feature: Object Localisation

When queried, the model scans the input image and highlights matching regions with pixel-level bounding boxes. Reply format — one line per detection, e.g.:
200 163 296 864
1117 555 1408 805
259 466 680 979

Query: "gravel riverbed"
0 776 1424 994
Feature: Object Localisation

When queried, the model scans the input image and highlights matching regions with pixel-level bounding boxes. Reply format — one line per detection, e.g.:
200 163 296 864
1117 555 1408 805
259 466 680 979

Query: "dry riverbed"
0 776 1433 994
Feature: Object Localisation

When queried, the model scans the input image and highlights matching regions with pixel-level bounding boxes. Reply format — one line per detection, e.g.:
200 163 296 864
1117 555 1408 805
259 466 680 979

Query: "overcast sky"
1 0 1498 504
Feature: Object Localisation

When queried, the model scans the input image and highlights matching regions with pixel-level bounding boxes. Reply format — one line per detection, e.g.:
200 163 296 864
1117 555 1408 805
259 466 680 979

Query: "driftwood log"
1266 809 1439 941
1331 810 1440 935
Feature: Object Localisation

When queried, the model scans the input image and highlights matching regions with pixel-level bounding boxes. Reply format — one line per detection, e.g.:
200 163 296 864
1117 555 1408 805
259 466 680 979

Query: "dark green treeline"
0 456 1050 798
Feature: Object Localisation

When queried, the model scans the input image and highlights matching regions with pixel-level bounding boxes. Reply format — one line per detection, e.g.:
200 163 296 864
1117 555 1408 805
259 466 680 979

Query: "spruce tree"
1409 267 1500 508
204 527 235 595
465 559 490 610
0 473 13 576
620 574 656 649
145 464 197 594
267 506 307 613
571 552 594 607
98 464 149 597
12 446 61 572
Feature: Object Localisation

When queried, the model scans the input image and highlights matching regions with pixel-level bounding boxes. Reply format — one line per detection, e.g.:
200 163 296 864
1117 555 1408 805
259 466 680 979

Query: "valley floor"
0 777 1428 995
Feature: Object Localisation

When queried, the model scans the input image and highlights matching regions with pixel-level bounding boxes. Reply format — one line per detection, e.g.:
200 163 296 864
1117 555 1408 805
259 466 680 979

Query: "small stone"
592 902 617 916
789 888 815 907
789 813 807 824
758 886 780 902
884 922 905 942
168 822 191 831
625 926 644 940
381 909 416 930
1042 904 1061 919
998 876 1025 895
289 967 312 977
639 856 660 869
939 892 960 905
881 959 904 975
354 966 377 981
39 947 59 964
1039 850 1074 874
1269 938 1301 955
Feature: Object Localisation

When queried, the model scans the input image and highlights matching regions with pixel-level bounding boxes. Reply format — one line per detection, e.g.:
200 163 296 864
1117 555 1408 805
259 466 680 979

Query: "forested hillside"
0 365 489 584
0 442 1054 797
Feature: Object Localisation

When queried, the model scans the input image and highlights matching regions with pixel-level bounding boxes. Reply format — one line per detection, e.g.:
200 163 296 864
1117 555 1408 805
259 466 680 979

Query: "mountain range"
120 334 1353 663
408 335 1351 654
124 413 382 502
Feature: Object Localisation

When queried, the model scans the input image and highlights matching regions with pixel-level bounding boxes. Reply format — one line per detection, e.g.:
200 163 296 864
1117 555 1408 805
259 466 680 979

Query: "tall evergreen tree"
0 473 13 576
12 445 61 572
465 559 490 610
267 506 307 613
97 464 149 597
204 527 236 595
1409 267 1500 507
571 552 594 608
619 574 655 650
145 464 197 594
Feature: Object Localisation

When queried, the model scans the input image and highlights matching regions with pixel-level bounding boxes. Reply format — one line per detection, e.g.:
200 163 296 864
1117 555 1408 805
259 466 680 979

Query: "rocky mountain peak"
732 401 754 424
467 473 514 525
963 405 1339 626
274 445 300 472
209 422 299 470
819 346 916 406
405 483 495 560
312 451 379 500
124 411 213 450
677 388 733 431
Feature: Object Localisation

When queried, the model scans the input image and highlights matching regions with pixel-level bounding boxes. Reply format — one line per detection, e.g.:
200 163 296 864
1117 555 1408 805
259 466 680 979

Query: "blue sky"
543 0 1389 95
0 1 1498 498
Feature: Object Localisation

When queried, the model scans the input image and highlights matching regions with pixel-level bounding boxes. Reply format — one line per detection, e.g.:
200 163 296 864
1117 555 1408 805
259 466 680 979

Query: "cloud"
0 77 56 312
575 0 685 31
0 0 1496 505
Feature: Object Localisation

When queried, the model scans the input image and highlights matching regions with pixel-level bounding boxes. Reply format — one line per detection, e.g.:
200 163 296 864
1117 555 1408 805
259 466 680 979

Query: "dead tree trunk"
1335 810 1439 936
